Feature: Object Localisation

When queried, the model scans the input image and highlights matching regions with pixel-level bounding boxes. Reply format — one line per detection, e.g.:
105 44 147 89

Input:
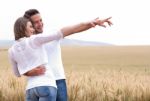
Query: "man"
23 9 112 101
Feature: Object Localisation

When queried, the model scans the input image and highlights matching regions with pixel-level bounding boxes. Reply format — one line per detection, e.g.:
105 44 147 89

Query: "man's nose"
38 21 43 26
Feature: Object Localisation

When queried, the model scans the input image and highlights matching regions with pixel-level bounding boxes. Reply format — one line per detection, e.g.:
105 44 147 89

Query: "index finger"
104 17 112 21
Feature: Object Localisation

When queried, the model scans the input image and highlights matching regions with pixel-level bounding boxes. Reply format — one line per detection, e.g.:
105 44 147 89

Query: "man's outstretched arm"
61 17 112 37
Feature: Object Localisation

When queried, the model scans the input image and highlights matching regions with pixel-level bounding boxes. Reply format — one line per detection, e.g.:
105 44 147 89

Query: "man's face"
30 14 43 34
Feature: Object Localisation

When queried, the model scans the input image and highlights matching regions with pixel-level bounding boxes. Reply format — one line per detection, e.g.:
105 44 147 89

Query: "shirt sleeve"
8 50 21 77
29 30 63 48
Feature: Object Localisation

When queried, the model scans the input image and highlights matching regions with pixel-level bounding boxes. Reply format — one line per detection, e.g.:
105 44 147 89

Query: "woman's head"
14 17 35 40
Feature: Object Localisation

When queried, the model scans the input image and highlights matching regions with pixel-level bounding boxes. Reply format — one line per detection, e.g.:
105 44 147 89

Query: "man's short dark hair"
23 9 39 19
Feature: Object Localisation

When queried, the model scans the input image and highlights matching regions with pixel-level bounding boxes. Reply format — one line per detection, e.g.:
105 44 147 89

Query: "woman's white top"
8 30 63 90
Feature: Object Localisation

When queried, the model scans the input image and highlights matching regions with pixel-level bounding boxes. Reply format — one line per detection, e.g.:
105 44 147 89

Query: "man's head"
24 9 43 34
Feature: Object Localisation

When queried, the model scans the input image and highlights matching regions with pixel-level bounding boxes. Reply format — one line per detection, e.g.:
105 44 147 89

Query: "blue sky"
0 0 150 45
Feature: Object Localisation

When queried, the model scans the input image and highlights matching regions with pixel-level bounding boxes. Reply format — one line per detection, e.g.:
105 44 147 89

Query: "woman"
8 17 63 101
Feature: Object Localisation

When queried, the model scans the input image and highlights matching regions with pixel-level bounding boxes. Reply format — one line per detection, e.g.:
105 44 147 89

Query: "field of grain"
1 46 150 101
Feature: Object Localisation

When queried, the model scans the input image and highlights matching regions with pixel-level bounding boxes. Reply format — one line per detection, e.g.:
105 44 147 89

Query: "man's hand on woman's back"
24 65 46 76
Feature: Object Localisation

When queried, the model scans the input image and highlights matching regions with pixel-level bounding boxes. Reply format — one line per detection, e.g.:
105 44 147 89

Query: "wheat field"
1 46 150 101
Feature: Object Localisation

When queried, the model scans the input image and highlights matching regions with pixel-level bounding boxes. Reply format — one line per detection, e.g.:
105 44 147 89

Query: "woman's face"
25 21 35 37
